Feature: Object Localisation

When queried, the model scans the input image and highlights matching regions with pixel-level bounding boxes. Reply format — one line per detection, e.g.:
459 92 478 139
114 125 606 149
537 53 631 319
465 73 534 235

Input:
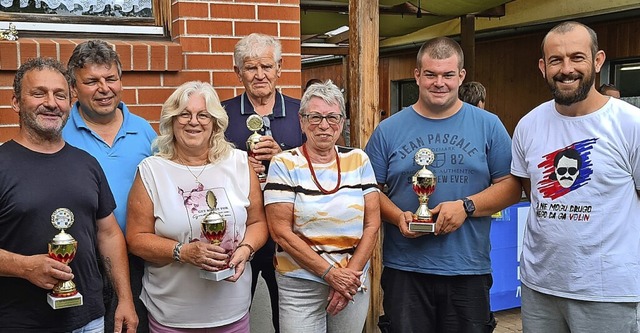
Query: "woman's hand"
225 245 253 282
325 267 362 301
326 288 349 316
181 241 229 271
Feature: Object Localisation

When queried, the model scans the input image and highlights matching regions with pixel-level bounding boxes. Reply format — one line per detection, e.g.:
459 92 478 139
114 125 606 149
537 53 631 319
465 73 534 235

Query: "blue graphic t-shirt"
365 103 512 275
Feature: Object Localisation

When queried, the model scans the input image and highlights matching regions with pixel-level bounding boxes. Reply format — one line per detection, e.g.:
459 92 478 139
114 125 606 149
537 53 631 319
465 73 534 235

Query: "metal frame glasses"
175 111 213 125
302 113 344 125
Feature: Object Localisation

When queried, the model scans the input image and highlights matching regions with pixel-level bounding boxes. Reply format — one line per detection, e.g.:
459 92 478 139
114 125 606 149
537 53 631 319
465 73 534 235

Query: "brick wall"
0 0 301 142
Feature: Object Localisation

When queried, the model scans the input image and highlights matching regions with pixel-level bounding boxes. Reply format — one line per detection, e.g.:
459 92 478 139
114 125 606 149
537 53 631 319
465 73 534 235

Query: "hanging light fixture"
417 0 422 18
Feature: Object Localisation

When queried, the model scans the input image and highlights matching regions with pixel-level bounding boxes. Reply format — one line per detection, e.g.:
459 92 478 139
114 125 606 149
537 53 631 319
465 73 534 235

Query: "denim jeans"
70 317 104 333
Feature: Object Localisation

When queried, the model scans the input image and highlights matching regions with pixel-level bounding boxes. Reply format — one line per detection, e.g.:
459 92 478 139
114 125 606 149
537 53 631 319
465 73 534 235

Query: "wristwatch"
462 197 476 216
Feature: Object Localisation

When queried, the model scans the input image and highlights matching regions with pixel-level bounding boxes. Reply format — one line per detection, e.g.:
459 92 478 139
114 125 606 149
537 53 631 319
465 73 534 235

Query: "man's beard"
547 68 595 106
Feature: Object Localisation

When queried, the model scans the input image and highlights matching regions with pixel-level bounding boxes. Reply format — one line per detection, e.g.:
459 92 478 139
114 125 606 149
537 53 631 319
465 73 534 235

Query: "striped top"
264 146 378 283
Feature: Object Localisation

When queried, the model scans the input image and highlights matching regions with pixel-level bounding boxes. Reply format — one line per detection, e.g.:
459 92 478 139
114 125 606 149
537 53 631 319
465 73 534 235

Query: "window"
601 59 640 107
0 0 169 36
391 79 418 115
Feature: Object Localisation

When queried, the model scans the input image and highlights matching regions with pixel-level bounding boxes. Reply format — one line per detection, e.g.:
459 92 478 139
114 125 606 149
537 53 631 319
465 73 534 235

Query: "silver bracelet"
172 242 183 263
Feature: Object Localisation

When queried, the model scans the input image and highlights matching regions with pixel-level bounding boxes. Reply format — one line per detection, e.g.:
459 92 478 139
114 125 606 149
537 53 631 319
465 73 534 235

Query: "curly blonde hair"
154 81 234 163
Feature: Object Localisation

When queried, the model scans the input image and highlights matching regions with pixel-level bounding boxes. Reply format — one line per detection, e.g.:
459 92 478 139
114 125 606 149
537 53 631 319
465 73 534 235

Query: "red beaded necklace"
301 144 341 194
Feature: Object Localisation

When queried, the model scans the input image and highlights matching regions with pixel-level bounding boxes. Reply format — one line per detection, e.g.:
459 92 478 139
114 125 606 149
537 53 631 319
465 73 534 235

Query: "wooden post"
460 14 476 81
348 0 380 332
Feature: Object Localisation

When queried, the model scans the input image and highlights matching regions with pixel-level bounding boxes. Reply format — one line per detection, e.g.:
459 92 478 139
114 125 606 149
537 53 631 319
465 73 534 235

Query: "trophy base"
409 221 436 233
200 267 234 281
47 292 83 309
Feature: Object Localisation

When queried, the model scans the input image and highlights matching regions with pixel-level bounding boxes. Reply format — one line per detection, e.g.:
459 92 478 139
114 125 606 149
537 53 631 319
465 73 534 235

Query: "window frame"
0 1 169 37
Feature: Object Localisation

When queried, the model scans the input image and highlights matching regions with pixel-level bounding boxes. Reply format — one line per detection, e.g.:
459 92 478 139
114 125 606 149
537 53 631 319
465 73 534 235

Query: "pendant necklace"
301 144 341 194
180 158 209 185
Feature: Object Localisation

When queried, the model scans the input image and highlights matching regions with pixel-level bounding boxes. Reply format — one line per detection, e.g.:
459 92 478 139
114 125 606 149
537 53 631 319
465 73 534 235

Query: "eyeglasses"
175 111 213 125
302 113 344 125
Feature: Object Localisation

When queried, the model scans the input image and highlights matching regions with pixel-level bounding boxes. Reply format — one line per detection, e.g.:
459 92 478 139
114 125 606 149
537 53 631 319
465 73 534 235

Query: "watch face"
414 148 435 166
464 198 476 214
51 208 74 230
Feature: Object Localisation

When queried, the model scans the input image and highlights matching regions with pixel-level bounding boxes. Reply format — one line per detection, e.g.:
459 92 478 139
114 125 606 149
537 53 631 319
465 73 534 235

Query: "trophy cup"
246 114 267 183
200 190 234 281
47 208 83 309
409 148 437 233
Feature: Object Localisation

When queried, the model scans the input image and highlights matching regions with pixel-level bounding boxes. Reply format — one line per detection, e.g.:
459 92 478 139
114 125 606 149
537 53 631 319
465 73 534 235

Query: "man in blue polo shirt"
62 40 156 333
222 33 304 333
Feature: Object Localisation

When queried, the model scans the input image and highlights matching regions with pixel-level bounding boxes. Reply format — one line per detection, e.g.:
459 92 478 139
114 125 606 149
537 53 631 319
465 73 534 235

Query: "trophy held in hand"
409 148 437 233
200 191 234 281
47 208 83 309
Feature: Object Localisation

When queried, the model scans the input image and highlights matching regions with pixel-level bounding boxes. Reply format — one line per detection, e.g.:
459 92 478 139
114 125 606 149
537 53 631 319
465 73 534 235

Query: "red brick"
132 44 150 71
186 20 233 36
122 72 162 87
178 36 210 53
167 45 183 71
38 40 59 60
215 88 236 101
128 105 162 121
211 37 240 54
212 72 241 86
210 4 255 19
18 39 38 65
138 88 175 104
0 126 18 143
235 22 278 37
0 71 15 86
150 44 166 71
164 71 212 87
280 23 301 38
58 40 79 68
0 89 14 104
122 89 137 104
110 41 133 71
258 6 298 21
150 122 159 133
280 0 300 4
174 2 210 18
186 54 233 71
172 20 184 36
282 55 302 71
0 42 18 70
281 39 301 54
0 106 18 124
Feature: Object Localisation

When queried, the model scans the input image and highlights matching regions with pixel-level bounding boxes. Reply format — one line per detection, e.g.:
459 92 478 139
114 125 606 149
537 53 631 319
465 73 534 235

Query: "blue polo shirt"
222 90 304 152
62 102 157 233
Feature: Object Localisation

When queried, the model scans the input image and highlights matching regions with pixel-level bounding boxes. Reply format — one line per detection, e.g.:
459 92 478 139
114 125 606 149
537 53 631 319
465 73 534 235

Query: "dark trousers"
379 267 496 333
102 253 149 333
250 238 279 333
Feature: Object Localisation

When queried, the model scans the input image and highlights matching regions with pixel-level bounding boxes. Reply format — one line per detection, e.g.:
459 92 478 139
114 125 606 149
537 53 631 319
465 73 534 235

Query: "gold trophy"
47 208 83 309
246 114 267 183
200 191 233 281
409 148 437 233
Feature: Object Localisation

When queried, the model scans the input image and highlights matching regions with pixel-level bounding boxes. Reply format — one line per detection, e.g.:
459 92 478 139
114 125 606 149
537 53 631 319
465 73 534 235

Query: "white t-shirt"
512 97 640 302
137 150 252 328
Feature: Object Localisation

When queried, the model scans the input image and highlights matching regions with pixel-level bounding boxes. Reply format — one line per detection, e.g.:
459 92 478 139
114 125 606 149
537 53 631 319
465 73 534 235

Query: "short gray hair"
234 33 282 69
299 80 345 117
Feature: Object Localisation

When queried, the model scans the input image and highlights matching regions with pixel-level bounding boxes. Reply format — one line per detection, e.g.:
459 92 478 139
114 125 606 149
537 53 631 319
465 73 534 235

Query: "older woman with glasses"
126 81 267 332
264 80 381 333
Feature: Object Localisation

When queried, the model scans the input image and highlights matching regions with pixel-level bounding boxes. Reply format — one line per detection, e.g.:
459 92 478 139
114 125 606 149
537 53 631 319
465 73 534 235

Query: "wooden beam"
460 14 475 82
348 1 380 332
301 46 349 55
326 29 350 44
